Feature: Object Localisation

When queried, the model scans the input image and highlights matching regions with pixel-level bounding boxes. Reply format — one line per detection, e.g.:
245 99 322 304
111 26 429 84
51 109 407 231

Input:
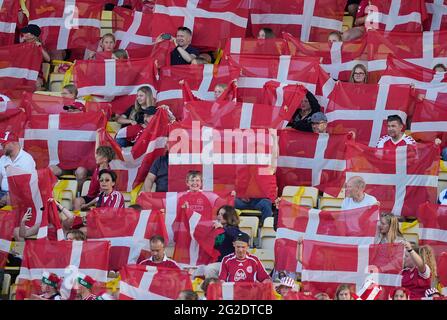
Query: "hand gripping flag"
0 211 15 268
207 281 275 300
0 0 19 46
36 200 65 241
418 203 447 264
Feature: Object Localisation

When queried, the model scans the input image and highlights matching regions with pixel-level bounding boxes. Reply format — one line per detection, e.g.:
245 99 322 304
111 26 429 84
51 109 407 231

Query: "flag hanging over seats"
207 281 275 300
0 0 19 46
223 37 290 56
418 203 447 264
0 211 15 268
411 99 447 150
424 0 447 31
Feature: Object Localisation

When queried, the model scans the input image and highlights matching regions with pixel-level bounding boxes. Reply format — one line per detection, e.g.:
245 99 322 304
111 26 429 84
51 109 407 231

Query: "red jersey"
401 265 431 299
177 191 220 220
86 165 110 199
356 0 370 18
219 253 270 283
95 190 125 208
376 134 416 149
138 254 181 270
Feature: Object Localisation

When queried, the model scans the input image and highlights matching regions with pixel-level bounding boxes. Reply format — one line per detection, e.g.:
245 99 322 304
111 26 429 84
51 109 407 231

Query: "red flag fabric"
181 79 238 104
0 108 27 147
326 82 412 147
275 200 379 274
261 81 308 110
119 264 192 300
36 200 65 241
156 64 240 120
249 0 345 42
301 240 404 299
167 123 278 201
223 37 290 56
411 99 447 150
438 253 447 289
277 130 348 196
417 203 447 264
172 208 223 266
0 0 19 46
207 282 275 300
23 112 107 170
151 0 249 50
87 207 168 271
112 7 154 50
0 211 15 268
16 240 110 300
346 142 439 217
0 43 43 92
27 0 102 50
424 0 447 31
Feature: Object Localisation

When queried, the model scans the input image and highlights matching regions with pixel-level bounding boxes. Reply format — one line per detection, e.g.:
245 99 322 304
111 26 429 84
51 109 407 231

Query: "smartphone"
161 33 172 40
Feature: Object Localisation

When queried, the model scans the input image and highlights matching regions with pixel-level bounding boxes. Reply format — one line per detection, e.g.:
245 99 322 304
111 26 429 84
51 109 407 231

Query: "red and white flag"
151 0 249 50
261 81 307 110
0 0 19 46
36 200 65 241
224 37 289 56
112 7 154 50
346 142 439 216
411 99 447 150
27 0 102 50
356 279 384 300
249 0 345 42
23 112 107 170
0 211 15 268
16 240 110 300
207 282 275 300
277 130 349 195
302 240 404 299
424 0 447 31
275 200 379 274
0 108 27 145
167 123 278 201
438 253 447 293
87 207 168 271
156 64 240 120
326 82 412 147
0 43 43 92
365 0 427 32
172 208 223 266
119 265 192 300
417 203 447 263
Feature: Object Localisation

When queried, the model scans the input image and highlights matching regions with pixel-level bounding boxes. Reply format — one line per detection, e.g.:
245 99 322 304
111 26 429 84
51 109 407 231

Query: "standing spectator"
341 176 378 210
310 112 328 134
142 147 168 192
218 233 270 283
66 229 87 241
0 131 36 208
112 49 129 60
138 235 181 269
345 0 361 17
349 64 368 83
376 115 416 149
375 213 404 244
390 287 411 300
288 91 321 132
234 197 272 227
334 284 354 300
158 27 200 65
257 27 275 39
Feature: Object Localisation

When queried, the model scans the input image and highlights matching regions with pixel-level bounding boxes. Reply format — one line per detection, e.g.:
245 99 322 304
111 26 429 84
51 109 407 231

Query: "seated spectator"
310 112 328 134
433 63 447 73
257 27 275 39
73 146 115 211
204 205 241 278
315 292 331 300
157 27 199 65
75 275 98 300
376 115 415 149
87 33 116 60
112 49 129 60
375 213 404 244
177 290 198 300
341 176 378 210
61 84 85 112
333 284 354 300
349 64 368 83
288 91 321 132
219 232 270 283
30 272 62 300
200 277 219 300
142 146 168 192
191 57 208 64
328 31 343 43
425 288 442 299
234 197 272 227
402 241 438 299
116 106 157 148
390 287 411 300
0 131 36 208
66 229 87 241
276 277 297 298
85 169 124 209
138 235 180 269
342 0 369 41
438 188 447 205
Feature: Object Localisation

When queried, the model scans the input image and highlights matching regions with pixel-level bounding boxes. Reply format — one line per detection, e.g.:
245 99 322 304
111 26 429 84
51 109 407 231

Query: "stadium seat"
165 246 174 259
101 10 113 35
81 180 91 197
9 284 16 300
342 15 354 31
400 221 419 245
107 121 121 135
123 192 131 207
239 216 259 247
53 180 78 210
281 186 319 208
251 248 274 273
33 91 63 97
318 189 345 210
260 217 276 249
238 209 262 218
42 62 51 83
1 273 11 297
438 162 447 194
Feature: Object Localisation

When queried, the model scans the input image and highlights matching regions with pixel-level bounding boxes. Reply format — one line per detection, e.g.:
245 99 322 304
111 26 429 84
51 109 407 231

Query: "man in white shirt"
341 176 379 210
0 131 36 207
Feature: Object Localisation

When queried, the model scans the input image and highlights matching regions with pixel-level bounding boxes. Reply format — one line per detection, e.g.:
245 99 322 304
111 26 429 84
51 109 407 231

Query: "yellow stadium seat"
165 246 174 259
1 273 11 297
9 284 16 300
318 189 345 210
53 180 78 210
42 62 51 83
251 248 274 273
343 15 354 30
107 121 122 135
238 209 262 218
49 73 65 92
282 186 319 208
33 91 62 97
260 217 276 249
239 216 259 247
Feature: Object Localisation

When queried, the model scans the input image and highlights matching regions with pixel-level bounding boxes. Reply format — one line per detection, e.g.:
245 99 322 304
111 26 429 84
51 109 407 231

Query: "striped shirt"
95 190 125 208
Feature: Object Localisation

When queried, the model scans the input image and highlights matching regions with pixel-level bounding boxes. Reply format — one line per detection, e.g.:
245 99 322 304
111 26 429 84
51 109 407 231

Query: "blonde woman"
349 64 368 83
334 284 354 300
375 213 405 244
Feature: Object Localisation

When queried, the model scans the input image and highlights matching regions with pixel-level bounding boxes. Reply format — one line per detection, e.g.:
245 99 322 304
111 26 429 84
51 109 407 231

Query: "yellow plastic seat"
53 179 78 210
343 15 354 29
81 180 91 197
260 217 276 249
1 273 11 296
165 246 174 259
282 186 319 208
251 248 274 273
238 209 262 218
239 216 259 247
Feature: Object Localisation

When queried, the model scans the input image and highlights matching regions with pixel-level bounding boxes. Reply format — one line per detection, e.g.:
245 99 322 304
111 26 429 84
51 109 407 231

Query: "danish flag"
0 0 19 46
223 37 290 56
207 282 275 300
261 81 308 110
112 7 154 49
411 99 447 149
424 0 447 31
0 211 15 268
417 203 447 263
36 200 65 241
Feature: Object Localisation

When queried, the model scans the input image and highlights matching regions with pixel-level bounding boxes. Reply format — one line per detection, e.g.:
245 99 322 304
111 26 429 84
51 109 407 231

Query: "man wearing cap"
218 233 270 283
20 24 50 62
310 112 328 134
75 275 98 300
0 131 36 207
31 272 62 300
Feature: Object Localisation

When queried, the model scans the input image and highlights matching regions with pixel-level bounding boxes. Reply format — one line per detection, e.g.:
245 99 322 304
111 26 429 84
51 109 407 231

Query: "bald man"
341 176 378 210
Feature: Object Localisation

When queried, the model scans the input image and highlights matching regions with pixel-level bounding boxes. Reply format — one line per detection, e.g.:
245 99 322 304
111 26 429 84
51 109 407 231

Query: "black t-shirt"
123 105 156 125
170 45 200 65
149 154 168 192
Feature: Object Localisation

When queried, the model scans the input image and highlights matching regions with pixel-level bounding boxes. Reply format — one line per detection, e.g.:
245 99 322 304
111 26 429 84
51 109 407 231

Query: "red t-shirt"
401 265 431 299
138 255 181 270
177 191 219 221
356 0 370 18
219 253 270 283
96 190 125 208
376 134 416 150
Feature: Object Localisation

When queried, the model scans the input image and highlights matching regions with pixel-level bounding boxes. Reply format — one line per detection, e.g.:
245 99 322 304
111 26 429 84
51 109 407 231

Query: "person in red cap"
75 274 98 300
31 272 62 300
0 131 36 208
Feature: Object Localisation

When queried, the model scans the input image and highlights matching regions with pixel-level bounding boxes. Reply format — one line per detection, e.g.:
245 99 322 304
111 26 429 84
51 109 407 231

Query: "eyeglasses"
99 178 112 182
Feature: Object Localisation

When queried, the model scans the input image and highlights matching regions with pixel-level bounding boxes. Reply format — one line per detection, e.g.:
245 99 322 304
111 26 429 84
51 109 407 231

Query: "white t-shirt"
0 149 36 191
341 193 378 210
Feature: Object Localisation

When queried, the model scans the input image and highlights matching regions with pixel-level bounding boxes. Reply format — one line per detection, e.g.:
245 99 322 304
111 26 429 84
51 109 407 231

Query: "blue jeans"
235 198 273 226
442 147 447 161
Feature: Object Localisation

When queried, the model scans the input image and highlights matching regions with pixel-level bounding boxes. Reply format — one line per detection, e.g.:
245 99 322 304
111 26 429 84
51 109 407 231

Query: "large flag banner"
0 211 15 268
0 0 19 46
0 109 27 154
411 99 447 150
276 130 348 195
346 142 439 216
424 0 447 31
275 200 379 274
36 200 65 241
418 203 447 264
207 282 275 300
261 81 308 110
27 0 102 50
224 37 289 56
119 265 192 300
249 0 345 42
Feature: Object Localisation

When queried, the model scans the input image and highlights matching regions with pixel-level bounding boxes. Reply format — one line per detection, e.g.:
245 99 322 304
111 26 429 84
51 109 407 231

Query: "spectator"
342 0 369 41
234 197 273 227
341 176 378 210
214 84 227 100
117 106 157 148
402 241 438 299
345 0 361 17
375 213 404 244
425 288 442 299
390 287 410 300
61 84 85 112
89 169 124 209
310 112 328 134
163 27 200 65
66 229 87 241
87 33 116 60
257 27 275 39
276 277 297 298
376 115 415 149
142 146 168 192
200 277 219 300
204 205 241 278
73 146 115 211
333 284 354 300
349 64 368 83
218 232 270 283
288 91 321 132
0 131 36 208
433 64 447 73
138 235 181 269
438 188 447 205
75 275 98 300
31 272 62 300
177 290 198 300
328 31 343 43
315 292 331 300
112 49 129 60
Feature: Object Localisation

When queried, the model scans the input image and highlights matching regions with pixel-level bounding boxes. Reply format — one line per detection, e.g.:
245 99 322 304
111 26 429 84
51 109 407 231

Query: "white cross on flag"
16 240 110 300
277 130 349 196
326 82 412 147
87 208 168 271
151 0 249 50
302 239 404 299
346 142 439 216
207 282 275 300
23 112 107 171
417 203 447 264
411 99 447 150
119 265 192 300
223 37 290 56
261 81 308 110
275 200 379 274
27 0 102 50
0 0 19 46
0 210 15 268
112 7 154 50
249 0 345 42
424 0 447 31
